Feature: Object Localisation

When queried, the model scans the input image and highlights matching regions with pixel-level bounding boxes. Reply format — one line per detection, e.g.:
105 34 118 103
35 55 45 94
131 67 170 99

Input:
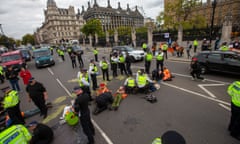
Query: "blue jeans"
9 79 20 91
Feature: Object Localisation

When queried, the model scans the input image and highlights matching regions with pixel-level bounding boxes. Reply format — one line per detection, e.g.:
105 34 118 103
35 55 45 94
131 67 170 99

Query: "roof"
1 50 21 56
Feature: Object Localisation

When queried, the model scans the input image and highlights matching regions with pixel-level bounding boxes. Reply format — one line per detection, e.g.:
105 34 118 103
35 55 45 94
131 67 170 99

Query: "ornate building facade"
82 0 144 32
35 0 84 44
164 0 240 29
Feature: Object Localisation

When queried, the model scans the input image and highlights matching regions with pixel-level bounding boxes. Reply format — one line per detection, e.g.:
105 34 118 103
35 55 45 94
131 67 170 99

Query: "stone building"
164 0 240 29
35 0 84 44
82 0 144 32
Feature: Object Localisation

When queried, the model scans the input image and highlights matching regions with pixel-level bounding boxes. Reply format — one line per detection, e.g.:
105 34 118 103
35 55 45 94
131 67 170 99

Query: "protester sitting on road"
27 121 54 144
152 69 164 82
152 130 186 144
136 69 153 94
162 67 173 81
111 86 127 111
96 83 110 96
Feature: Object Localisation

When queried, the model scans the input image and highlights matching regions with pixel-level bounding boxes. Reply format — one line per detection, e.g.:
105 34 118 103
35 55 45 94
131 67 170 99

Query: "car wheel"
200 65 207 74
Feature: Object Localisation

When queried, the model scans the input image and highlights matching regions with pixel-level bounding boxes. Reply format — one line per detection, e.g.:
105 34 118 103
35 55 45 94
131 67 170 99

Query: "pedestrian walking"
26 77 48 119
145 51 153 74
76 51 84 68
93 47 98 62
186 41 192 59
5 65 20 91
227 81 240 140
73 86 95 144
99 57 110 81
1 86 25 125
19 67 32 85
190 59 205 81
89 59 98 90
156 49 164 71
70 52 77 68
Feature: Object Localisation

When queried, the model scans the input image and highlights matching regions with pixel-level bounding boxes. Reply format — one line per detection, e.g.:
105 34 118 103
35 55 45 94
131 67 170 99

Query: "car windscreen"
125 47 133 51
73 46 81 51
34 50 50 58
2 54 21 62
21 50 30 56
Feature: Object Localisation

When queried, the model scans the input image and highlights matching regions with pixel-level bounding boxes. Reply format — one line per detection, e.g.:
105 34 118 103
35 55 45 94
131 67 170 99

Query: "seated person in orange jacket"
163 67 173 81
111 86 127 111
94 83 113 115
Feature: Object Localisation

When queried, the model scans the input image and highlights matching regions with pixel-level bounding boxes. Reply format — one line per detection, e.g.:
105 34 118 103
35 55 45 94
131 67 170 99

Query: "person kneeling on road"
124 75 137 94
94 83 113 115
136 69 153 94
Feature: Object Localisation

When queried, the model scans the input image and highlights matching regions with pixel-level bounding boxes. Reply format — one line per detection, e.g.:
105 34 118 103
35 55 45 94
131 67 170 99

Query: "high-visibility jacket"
78 73 89 87
59 50 64 56
127 78 135 87
146 53 153 61
162 44 168 51
93 49 98 55
152 137 162 144
142 43 147 49
101 61 108 70
193 40 198 46
228 81 240 107
163 69 171 81
67 48 72 52
119 56 125 63
156 53 164 61
220 46 229 51
90 63 98 73
138 75 147 86
0 124 31 144
0 66 3 75
3 90 19 109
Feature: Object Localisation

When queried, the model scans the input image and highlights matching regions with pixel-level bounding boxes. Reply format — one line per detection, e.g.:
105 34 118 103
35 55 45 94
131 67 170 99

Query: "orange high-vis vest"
97 87 109 96
163 69 171 80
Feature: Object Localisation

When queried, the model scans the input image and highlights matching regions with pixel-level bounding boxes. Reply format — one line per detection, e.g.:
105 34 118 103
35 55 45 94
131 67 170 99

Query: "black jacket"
74 93 90 116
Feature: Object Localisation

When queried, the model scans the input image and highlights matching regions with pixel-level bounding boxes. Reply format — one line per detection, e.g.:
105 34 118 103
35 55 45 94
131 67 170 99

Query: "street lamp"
209 0 217 48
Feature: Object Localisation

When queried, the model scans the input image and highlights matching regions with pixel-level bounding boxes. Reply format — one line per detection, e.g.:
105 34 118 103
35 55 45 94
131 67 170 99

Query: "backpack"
145 94 157 103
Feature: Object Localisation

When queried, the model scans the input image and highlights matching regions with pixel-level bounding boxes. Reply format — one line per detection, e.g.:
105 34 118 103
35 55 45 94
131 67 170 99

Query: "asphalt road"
4 48 240 144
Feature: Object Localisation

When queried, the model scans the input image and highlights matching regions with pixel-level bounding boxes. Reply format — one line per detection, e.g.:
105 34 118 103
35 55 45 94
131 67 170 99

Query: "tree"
117 26 131 36
80 19 103 36
22 34 35 45
157 0 205 30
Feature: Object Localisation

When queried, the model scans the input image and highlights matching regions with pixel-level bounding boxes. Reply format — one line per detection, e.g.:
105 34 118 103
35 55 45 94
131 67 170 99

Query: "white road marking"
162 82 230 106
48 68 54 75
92 120 114 144
198 84 225 98
56 78 72 97
218 103 231 111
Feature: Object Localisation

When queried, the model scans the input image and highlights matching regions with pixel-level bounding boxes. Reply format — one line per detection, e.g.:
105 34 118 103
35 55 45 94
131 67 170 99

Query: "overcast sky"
0 0 164 40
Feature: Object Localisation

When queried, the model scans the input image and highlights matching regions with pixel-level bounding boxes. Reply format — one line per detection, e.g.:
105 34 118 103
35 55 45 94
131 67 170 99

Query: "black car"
20 48 31 62
191 51 240 75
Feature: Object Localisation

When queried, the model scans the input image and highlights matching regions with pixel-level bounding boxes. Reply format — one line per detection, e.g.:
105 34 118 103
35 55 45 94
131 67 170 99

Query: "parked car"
20 48 31 62
71 45 82 54
191 51 240 75
112 46 145 61
0 50 26 71
33 48 55 68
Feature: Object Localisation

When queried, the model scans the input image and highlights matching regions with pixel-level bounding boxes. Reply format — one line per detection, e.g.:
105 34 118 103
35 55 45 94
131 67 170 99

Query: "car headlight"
50 58 53 61
36 60 40 64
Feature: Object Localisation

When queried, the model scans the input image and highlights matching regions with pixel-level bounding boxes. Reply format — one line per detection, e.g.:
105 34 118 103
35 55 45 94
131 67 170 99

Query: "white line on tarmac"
218 103 231 111
48 68 54 75
197 84 225 98
53 73 114 144
161 82 230 106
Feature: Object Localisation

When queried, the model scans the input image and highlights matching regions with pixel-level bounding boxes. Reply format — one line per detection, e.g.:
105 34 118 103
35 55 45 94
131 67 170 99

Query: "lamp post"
209 0 217 47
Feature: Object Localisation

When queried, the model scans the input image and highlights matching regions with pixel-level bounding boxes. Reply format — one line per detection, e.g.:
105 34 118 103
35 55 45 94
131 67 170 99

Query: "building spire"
107 0 112 8
118 2 122 9
47 0 56 6
127 4 130 11
93 0 99 7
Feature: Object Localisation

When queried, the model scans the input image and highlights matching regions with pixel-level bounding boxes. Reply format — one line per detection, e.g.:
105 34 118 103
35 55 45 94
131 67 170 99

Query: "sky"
0 0 164 40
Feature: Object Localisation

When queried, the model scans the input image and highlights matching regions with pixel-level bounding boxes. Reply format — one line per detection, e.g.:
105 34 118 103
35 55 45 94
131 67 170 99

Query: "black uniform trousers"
94 54 98 62
229 103 240 137
112 63 118 77
60 55 65 61
145 61 151 74
156 60 164 71
32 96 48 116
190 70 204 80
119 63 127 75
81 112 95 144
91 74 98 90
71 59 77 68
77 56 84 68
163 50 168 59
102 68 109 81
7 103 25 125
126 63 132 76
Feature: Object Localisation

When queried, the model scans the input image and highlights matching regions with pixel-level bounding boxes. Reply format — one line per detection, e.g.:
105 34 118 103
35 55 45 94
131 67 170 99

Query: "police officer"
73 86 95 144
59 49 65 61
99 57 110 81
0 65 4 83
227 81 240 140
145 51 153 74
93 47 98 62
124 75 136 94
152 130 186 144
76 51 84 68
118 54 128 75
193 39 198 53
162 42 168 59
1 86 25 125
136 69 153 93
78 68 92 100
89 59 98 90
111 53 119 78
0 124 31 143
142 42 147 52
156 49 164 71
220 42 229 51
125 52 133 76
50 46 54 55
